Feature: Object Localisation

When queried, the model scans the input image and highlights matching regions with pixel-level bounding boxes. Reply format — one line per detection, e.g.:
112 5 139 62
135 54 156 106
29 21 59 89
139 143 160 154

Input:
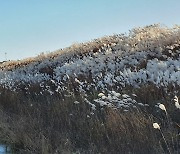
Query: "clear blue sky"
0 0 180 61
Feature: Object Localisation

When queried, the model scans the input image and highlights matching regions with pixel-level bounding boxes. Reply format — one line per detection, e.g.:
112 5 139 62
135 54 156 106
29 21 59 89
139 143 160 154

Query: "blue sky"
0 0 180 61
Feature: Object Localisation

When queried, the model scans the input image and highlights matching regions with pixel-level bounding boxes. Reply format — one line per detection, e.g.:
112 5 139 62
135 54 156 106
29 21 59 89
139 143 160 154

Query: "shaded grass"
0 84 179 153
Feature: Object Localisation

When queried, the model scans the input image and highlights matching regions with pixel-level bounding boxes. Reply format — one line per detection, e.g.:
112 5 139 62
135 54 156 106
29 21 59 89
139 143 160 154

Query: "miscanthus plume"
174 96 180 109
153 123 160 130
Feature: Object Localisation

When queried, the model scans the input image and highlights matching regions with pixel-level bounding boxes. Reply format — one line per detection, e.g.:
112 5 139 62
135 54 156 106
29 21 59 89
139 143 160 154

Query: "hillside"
0 24 179 153
0 24 180 108
0 25 179 86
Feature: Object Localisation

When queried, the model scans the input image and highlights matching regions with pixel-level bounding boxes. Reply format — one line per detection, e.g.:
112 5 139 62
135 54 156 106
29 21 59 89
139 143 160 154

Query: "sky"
0 0 180 61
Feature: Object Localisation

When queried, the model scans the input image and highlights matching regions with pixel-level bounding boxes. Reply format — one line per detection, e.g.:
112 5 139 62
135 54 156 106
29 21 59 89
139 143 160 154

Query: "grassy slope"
0 24 179 153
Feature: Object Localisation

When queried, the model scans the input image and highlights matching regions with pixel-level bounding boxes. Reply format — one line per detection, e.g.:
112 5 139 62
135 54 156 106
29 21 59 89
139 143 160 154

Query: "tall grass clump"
152 98 180 154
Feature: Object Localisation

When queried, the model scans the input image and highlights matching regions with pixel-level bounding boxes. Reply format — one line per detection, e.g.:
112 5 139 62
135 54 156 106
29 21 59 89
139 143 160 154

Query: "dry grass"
0 24 179 153
0 84 179 154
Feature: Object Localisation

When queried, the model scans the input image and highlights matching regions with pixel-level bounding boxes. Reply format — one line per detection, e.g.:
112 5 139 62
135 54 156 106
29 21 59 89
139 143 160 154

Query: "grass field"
0 24 179 153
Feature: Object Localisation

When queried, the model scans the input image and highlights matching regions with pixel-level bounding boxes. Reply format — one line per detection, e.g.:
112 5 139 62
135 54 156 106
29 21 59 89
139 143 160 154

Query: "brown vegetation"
0 24 179 153
0 83 179 154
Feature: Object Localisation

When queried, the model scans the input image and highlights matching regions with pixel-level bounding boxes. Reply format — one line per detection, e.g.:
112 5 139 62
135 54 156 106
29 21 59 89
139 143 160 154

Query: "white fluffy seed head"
174 96 180 109
74 101 80 104
159 104 166 111
174 96 178 103
153 123 160 130
101 95 106 100
98 93 105 97
75 78 81 84
175 103 180 109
